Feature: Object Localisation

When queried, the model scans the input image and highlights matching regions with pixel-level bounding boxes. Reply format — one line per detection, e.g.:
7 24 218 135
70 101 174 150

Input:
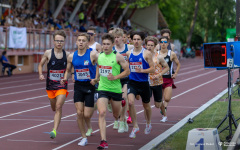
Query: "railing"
0 26 104 53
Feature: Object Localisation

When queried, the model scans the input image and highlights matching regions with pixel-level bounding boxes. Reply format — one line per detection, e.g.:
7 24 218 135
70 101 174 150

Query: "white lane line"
0 74 38 81
139 78 232 150
0 99 73 119
53 72 228 150
0 83 73 97
0 90 73 106
88 143 135 147
7 139 57 143
0 113 77 139
179 64 203 71
0 69 227 145
0 82 44 90
0 88 45 97
0 78 38 85
178 68 206 76
175 70 216 84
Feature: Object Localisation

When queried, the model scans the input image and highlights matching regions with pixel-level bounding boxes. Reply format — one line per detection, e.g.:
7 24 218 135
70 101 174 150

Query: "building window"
18 56 24 66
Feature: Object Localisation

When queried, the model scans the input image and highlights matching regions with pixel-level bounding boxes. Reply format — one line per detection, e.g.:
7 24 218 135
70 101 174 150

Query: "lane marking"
0 68 229 147
0 78 38 85
7 139 57 143
0 82 44 90
0 83 73 97
0 99 73 119
53 72 229 150
0 113 77 139
139 75 233 150
0 90 73 106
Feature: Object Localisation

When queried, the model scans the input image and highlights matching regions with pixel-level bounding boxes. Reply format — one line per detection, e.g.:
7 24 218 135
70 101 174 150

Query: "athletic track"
0 57 238 150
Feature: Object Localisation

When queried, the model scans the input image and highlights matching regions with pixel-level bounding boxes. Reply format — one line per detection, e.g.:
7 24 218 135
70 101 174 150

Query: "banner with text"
8 26 27 49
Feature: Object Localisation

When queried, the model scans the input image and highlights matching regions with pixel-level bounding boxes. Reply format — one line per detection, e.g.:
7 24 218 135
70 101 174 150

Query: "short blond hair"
145 36 158 46
112 28 124 36
77 33 90 41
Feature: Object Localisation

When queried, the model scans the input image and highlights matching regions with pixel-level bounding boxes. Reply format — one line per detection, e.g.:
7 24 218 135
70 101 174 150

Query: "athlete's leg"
84 106 94 131
120 84 128 122
142 102 152 125
128 93 138 128
97 97 108 141
111 100 122 120
53 94 66 131
75 102 87 138
49 98 57 111
163 86 172 107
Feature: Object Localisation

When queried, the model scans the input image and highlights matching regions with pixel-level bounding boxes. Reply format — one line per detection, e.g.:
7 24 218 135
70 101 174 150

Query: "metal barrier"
0 26 104 52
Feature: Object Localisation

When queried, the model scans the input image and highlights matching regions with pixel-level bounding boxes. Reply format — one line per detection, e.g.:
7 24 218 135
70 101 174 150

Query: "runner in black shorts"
61 33 98 146
145 36 169 122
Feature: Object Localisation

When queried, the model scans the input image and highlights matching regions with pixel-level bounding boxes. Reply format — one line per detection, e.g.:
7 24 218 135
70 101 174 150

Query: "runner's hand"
107 73 116 80
90 79 97 85
61 78 67 85
172 73 177 79
39 74 45 80
135 67 142 73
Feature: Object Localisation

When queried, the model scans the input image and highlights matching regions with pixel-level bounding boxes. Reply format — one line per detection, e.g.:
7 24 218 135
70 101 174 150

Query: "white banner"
8 26 27 49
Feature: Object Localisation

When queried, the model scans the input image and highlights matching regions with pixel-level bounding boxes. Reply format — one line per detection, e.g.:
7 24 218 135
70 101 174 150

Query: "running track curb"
140 84 236 150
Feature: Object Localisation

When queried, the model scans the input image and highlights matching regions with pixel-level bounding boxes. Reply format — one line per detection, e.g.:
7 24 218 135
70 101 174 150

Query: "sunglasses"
160 41 168 43
87 32 95 36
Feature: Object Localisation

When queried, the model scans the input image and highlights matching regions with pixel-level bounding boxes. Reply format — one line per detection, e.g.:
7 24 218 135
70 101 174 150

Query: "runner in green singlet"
94 33 130 150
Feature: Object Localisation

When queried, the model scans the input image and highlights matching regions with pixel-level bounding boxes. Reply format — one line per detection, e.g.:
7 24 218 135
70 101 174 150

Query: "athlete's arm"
38 50 50 80
108 53 130 80
92 63 100 84
96 44 102 53
90 50 99 65
158 55 169 77
61 54 73 85
136 50 154 73
171 51 180 79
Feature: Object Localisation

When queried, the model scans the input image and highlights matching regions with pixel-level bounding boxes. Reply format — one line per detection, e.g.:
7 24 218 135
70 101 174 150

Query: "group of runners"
38 27 180 149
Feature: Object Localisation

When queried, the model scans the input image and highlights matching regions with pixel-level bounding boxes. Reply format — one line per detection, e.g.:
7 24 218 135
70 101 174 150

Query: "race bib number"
49 70 64 81
130 62 143 72
99 65 112 77
122 53 128 60
76 68 90 80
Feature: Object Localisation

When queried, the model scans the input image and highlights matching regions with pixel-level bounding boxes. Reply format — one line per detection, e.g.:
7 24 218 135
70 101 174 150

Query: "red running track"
0 57 238 150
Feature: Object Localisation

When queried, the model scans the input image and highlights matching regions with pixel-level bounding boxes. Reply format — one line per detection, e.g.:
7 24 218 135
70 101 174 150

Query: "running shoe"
127 116 132 124
78 138 88 146
144 124 152 134
129 127 139 138
124 121 129 132
160 116 168 122
86 128 93 136
97 140 108 149
50 129 57 139
107 104 112 113
113 120 119 129
118 121 125 133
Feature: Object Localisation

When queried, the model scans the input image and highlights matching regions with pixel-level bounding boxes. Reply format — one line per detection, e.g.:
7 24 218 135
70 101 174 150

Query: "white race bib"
99 65 112 77
49 70 64 81
76 68 90 80
130 62 143 72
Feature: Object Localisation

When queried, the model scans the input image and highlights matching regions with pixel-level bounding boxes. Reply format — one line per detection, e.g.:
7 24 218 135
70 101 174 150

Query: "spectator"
1 51 16 76
79 23 87 32
78 11 85 24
